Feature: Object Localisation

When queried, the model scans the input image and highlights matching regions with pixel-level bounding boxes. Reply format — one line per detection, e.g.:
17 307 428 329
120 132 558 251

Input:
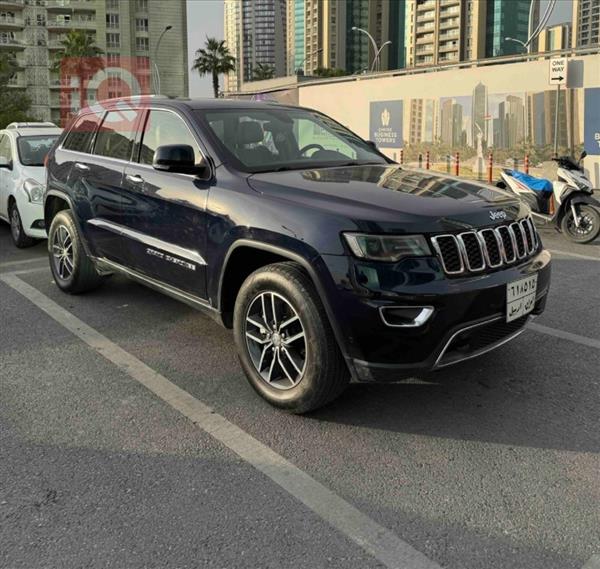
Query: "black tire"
233 262 349 413
48 209 103 294
9 201 36 248
560 204 600 244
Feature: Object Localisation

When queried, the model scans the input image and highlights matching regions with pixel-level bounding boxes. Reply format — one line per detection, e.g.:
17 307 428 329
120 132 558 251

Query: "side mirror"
0 156 12 170
580 150 587 161
366 140 378 151
153 144 208 176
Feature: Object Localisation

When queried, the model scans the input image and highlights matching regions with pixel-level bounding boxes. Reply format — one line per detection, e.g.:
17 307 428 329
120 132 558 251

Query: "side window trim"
61 110 105 156
92 110 137 162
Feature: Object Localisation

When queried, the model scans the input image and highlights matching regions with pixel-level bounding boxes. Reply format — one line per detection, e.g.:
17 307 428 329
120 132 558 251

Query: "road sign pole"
553 83 560 158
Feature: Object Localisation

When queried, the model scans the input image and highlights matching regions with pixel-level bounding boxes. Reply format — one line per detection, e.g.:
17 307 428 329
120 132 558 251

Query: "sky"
185 0 573 98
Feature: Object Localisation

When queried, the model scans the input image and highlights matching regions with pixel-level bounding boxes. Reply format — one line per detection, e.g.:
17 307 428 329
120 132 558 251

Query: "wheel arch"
44 190 72 227
217 240 351 363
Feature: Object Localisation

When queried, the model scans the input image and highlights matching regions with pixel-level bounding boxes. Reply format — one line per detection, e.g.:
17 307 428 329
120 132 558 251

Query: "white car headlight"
23 179 44 204
343 233 431 262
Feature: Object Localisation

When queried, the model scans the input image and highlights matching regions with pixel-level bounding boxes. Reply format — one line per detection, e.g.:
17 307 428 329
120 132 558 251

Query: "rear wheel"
48 209 103 293
9 201 36 248
561 204 600 243
233 262 349 413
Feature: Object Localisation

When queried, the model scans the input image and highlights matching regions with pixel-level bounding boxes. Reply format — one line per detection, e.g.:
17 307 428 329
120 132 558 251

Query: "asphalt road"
1 222 599 569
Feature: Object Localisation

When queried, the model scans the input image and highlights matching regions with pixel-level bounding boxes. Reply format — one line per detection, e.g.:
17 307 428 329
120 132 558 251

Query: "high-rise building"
224 0 242 93
408 98 436 144
223 0 286 88
471 81 488 149
538 23 571 52
0 0 188 125
303 0 346 75
345 0 405 74
571 0 600 47
405 0 533 67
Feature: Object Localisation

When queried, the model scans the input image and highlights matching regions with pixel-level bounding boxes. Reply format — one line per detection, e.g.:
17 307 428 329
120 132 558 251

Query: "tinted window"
139 110 201 165
200 108 386 173
63 113 102 153
94 111 136 161
17 135 59 166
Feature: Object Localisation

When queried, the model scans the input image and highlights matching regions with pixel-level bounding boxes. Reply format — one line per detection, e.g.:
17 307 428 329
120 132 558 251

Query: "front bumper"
16 195 46 239
319 249 551 382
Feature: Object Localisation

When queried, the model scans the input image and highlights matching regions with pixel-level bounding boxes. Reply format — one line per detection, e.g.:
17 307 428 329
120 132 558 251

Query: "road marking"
583 555 600 569
0 256 47 269
0 272 441 569
548 249 600 262
528 322 600 350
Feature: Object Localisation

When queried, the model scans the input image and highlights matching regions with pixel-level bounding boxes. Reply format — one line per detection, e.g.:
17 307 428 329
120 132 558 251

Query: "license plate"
506 274 538 322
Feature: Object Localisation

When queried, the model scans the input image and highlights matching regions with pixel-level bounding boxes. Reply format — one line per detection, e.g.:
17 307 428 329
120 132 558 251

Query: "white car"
0 126 62 247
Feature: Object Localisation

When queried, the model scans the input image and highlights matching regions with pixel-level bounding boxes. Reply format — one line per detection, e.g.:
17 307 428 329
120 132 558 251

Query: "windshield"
17 135 59 167
198 108 389 173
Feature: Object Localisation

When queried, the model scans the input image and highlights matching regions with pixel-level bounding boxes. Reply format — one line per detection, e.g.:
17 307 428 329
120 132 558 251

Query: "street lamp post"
373 40 392 73
504 36 527 53
297 48 323 75
351 26 379 72
152 25 172 95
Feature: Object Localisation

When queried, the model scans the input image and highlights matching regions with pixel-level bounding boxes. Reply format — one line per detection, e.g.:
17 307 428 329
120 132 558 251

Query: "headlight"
343 233 431 262
23 179 44 204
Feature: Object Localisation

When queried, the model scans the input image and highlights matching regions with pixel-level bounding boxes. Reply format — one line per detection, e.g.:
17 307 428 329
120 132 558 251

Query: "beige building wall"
539 23 572 52
224 0 242 93
1 0 188 125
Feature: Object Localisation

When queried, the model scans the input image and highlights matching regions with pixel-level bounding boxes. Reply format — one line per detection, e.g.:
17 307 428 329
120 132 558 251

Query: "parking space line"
583 555 600 569
548 249 600 262
0 256 47 269
0 272 442 569
528 322 600 350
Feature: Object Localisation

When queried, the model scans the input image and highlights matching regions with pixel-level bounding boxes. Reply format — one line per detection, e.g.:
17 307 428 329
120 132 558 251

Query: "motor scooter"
497 151 600 243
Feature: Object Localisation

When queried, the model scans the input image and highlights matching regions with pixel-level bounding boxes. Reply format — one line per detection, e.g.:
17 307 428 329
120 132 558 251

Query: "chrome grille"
431 217 539 276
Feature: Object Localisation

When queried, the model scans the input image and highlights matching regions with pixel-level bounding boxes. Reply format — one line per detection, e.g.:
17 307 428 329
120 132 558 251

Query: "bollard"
446 154 451 173
487 152 493 183
514 157 519 172
425 150 430 170
399 148 404 165
418 153 423 168
454 151 460 176
524 153 530 174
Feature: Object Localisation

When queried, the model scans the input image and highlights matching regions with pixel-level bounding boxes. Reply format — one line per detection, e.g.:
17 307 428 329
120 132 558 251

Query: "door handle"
74 162 89 171
126 174 144 184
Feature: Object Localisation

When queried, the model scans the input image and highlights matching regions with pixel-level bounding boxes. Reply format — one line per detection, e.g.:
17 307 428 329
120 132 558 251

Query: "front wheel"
9 201 36 248
233 262 349 413
560 204 600 243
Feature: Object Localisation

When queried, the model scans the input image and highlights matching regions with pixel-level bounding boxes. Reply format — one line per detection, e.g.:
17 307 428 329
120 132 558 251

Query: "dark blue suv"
45 98 551 412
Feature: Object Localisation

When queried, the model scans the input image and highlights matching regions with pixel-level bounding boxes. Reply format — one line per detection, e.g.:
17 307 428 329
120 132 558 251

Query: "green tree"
313 67 348 78
251 63 275 81
0 51 35 129
52 30 104 112
192 38 236 98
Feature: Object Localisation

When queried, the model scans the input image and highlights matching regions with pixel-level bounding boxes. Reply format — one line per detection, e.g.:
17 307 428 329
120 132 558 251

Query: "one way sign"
549 57 568 86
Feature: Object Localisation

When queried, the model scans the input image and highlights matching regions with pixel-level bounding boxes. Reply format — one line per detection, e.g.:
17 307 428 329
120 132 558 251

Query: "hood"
248 164 527 234
21 164 46 185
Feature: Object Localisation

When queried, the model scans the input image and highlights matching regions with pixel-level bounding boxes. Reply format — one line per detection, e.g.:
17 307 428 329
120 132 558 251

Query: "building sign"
369 100 403 148
584 88 600 155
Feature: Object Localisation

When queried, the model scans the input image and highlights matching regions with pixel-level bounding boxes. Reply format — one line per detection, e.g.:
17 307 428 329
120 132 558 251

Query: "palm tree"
192 37 236 98
52 30 104 112
252 63 275 81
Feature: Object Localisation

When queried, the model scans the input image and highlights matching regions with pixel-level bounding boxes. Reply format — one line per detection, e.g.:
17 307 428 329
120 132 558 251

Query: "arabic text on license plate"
506 274 538 323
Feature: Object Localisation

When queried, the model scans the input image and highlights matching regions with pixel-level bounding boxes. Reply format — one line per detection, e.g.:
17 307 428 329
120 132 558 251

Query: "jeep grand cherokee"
44 98 551 412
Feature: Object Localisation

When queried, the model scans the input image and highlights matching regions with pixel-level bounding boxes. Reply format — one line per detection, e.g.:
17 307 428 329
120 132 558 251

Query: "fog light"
379 306 434 328
31 219 45 229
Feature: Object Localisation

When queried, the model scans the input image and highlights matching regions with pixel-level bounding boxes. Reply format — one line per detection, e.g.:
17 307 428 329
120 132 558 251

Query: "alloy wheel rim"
10 207 20 240
244 291 307 390
52 225 74 280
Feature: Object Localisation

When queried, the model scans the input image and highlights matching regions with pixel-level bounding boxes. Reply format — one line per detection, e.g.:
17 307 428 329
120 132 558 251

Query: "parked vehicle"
44 98 551 412
0 125 62 247
497 152 600 243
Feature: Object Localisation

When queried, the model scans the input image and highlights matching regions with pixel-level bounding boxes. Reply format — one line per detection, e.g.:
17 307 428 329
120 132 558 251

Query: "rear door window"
63 113 102 153
93 111 137 161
